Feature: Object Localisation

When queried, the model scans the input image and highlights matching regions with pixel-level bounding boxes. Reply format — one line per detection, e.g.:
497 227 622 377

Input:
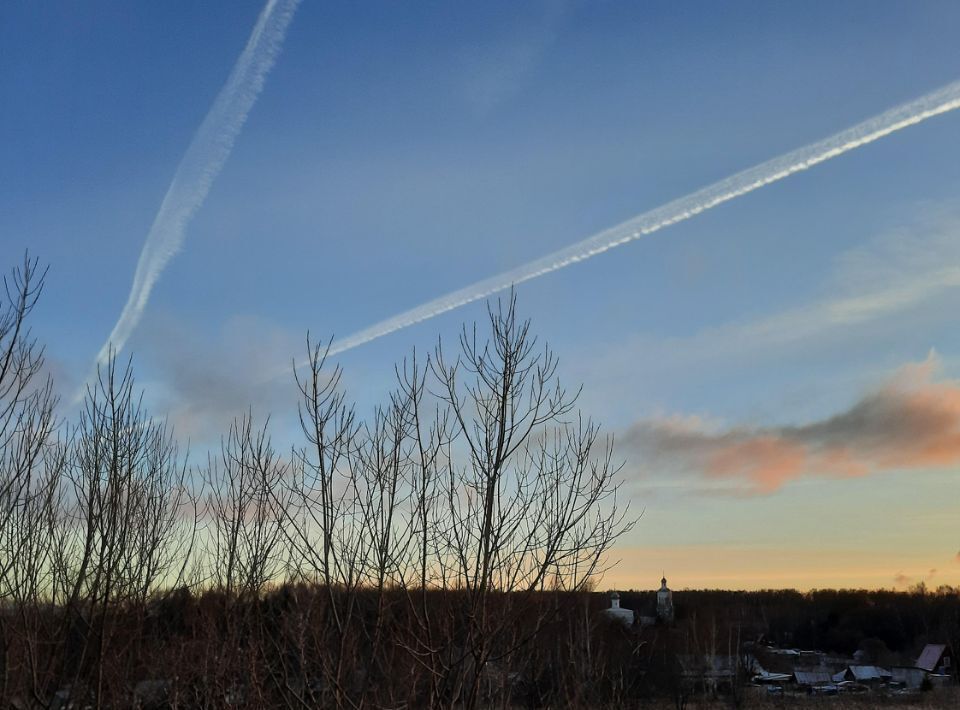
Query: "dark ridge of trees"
622 587 960 661
2 583 957 708
0 585 648 708
618 587 960 707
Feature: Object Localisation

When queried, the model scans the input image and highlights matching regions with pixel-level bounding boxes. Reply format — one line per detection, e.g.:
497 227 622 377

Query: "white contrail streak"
326 79 960 357
93 0 300 370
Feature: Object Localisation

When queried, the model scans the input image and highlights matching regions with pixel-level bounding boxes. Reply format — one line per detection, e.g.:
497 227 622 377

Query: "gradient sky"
4 0 960 591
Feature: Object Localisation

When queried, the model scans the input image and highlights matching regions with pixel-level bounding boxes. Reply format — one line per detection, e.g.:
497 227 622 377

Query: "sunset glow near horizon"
3 1 960 591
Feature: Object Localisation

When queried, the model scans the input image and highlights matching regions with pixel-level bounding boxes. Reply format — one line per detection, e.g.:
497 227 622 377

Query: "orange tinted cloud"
893 573 913 587
623 354 960 494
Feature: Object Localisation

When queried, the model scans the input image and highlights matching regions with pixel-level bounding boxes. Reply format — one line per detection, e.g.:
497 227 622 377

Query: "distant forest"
619 587 960 664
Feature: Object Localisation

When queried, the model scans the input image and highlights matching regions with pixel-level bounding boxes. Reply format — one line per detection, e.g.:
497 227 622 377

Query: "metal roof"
916 644 947 672
848 665 891 681
794 670 833 686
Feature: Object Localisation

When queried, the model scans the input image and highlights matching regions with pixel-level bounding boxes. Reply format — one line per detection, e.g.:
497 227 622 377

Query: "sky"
3 0 960 591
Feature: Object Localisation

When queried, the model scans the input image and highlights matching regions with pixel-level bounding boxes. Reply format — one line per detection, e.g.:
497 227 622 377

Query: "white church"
604 575 674 627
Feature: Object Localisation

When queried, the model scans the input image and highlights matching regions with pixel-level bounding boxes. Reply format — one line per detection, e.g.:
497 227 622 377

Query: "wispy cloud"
893 572 913 587
91 0 300 376
458 2 568 113
892 568 939 588
585 206 960 386
136 313 300 443
740 210 960 346
622 352 960 495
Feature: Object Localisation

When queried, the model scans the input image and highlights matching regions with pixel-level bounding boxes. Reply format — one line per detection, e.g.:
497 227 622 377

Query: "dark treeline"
0 256 637 709
619 588 960 664
5 583 958 709
1 583 698 709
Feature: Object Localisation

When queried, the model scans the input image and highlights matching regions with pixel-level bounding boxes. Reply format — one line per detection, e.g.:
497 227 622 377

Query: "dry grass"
626 687 960 709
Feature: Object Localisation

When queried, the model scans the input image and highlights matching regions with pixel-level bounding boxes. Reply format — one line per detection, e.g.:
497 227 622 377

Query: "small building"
833 665 891 684
915 643 953 676
602 591 634 627
752 670 792 685
891 666 926 690
793 670 833 688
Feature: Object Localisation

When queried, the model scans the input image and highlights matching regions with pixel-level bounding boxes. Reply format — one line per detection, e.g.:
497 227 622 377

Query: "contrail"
92 0 300 371
326 79 960 358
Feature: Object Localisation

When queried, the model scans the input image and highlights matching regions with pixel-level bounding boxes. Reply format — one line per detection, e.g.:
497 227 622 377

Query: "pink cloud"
705 436 808 494
624 353 960 494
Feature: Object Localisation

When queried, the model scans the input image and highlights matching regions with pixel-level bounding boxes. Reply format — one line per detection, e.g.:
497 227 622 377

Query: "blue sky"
4 0 960 589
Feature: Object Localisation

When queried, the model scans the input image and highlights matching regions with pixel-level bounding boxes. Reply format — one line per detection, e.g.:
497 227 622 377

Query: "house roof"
794 670 833 686
916 644 947 672
848 665 892 681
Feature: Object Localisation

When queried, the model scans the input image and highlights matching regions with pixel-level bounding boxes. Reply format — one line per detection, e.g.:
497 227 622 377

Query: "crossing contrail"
92 0 300 372
325 78 960 358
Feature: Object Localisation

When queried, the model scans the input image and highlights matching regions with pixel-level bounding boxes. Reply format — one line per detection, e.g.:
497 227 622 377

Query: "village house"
891 666 927 690
832 665 892 685
915 643 953 677
792 670 833 688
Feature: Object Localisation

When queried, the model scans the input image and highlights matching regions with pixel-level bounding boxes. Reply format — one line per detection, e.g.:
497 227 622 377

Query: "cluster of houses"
602 579 956 697
747 642 955 695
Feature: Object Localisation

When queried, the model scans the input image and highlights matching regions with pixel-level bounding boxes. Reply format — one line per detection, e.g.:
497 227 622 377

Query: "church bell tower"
656 575 674 622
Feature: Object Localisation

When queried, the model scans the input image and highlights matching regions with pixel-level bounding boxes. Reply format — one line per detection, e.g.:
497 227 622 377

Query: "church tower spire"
656 574 674 622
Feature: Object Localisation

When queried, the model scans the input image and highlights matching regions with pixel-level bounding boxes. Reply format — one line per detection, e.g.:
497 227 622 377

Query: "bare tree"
204 413 289 596
49 355 195 707
427 294 634 708
194 412 290 706
276 296 634 709
0 438 66 706
280 339 365 707
0 255 61 705
0 254 57 588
